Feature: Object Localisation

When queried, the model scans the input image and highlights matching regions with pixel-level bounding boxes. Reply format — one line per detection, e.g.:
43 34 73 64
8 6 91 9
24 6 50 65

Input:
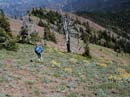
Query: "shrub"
18 26 30 44
30 31 40 42
46 11 61 25
0 28 7 43
4 39 18 51
83 45 91 58
38 19 47 27
44 27 57 43
0 28 8 49
67 92 77 97
28 16 32 22
31 9 61 26
0 15 11 32
0 12 18 51
0 28 18 51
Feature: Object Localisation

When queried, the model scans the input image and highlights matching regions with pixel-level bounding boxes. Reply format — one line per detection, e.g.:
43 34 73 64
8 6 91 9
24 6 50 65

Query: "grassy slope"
90 44 130 66
0 44 130 97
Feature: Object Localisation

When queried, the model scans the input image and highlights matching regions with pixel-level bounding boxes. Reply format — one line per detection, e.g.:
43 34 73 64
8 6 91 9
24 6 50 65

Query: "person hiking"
35 42 43 62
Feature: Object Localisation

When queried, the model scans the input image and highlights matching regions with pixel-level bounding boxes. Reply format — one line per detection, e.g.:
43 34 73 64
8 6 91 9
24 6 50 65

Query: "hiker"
35 42 43 61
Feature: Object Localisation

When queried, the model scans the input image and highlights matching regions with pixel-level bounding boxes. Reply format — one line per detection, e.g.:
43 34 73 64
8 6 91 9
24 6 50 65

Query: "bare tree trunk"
67 34 71 52
77 29 82 51
62 16 71 53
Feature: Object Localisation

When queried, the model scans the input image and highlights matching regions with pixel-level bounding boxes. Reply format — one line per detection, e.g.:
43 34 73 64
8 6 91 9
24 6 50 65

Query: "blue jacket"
35 45 43 54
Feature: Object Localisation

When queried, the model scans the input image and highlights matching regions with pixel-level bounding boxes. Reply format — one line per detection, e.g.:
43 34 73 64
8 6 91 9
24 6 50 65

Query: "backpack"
35 45 43 54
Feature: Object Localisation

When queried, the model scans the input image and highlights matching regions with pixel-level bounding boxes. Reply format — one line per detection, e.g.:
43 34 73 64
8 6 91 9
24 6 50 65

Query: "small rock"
30 60 33 62
111 89 119 94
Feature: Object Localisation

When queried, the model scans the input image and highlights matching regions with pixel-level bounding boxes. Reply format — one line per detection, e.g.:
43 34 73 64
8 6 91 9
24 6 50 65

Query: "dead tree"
62 15 71 52
76 27 82 51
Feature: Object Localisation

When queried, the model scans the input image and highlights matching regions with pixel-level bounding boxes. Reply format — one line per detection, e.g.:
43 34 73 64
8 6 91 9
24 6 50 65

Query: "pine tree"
19 26 29 43
0 15 11 32
44 25 57 43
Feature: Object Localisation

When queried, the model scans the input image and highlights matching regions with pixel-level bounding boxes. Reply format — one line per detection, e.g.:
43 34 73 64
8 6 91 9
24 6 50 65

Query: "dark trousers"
36 53 42 58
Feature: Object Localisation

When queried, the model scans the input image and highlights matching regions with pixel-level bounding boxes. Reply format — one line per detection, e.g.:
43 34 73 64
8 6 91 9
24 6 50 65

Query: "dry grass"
0 44 130 97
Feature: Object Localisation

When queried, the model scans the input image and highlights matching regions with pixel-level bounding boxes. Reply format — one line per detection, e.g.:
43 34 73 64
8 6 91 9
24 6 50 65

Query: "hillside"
7 9 108 53
0 6 130 97
7 15 130 65
0 0 130 96
76 10 130 53
0 44 130 97
5 8 129 55
76 10 130 35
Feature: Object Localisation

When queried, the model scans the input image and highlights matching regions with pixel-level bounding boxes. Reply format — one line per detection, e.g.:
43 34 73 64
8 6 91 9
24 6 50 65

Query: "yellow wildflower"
116 68 126 74
120 72 130 79
51 60 61 68
99 63 107 67
99 58 112 64
58 51 64 55
108 75 113 80
83 60 90 65
64 68 72 73
80 75 86 80
70 58 77 63
108 68 130 80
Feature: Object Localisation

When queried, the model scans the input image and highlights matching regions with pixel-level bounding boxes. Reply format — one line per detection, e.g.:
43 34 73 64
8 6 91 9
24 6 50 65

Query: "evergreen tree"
0 28 8 44
0 15 11 32
83 44 91 58
44 25 57 43
0 11 18 51
18 26 30 43
30 31 40 43
38 19 47 27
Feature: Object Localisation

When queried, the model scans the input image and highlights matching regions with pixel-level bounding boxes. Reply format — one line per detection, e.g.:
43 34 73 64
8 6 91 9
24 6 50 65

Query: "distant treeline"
76 10 130 53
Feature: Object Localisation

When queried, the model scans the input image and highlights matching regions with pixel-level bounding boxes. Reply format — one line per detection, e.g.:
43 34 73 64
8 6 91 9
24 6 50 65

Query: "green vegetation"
31 9 58 43
44 25 57 43
31 8 61 26
77 10 130 35
30 31 40 43
4 39 18 51
80 22 91 58
18 26 30 44
83 45 91 58
0 28 8 44
0 12 18 51
38 19 47 27
0 15 10 32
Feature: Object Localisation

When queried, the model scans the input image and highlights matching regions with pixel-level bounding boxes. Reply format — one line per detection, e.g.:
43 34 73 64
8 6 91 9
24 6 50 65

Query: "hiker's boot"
38 58 41 62
40 57 43 61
